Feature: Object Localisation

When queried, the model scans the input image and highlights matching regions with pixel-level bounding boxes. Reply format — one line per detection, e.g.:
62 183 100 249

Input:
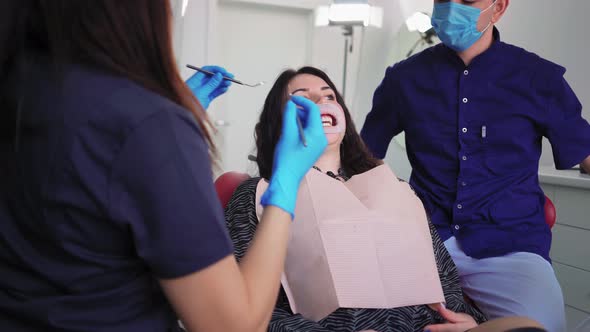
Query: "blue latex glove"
261 95 327 218
186 65 234 110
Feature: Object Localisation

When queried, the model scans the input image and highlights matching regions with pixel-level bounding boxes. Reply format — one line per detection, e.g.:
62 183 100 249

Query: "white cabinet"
540 167 590 331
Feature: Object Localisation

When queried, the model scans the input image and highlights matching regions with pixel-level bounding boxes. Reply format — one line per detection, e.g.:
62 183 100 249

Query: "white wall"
213 1 313 175
310 25 364 107
350 0 415 180
173 0 217 79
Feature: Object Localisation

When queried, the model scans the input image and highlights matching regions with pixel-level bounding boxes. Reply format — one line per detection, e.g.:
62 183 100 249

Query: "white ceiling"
221 0 433 16
222 0 331 10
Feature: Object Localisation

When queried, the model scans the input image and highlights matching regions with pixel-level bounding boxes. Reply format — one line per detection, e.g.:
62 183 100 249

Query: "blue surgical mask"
431 0 496 52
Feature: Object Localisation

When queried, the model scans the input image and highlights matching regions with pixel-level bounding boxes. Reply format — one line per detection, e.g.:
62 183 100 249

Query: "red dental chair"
544 195 557 229
214 171 251 209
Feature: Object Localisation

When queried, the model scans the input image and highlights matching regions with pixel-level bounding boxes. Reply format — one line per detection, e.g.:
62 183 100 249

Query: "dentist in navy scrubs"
0 1 327 331
361 0 590 331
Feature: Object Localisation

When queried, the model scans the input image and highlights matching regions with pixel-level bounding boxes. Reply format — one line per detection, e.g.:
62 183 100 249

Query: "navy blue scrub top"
361 28 590 261
0 57 233 331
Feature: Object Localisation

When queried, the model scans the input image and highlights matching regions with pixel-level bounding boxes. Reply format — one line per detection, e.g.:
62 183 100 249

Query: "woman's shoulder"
82 70 181 123
24 54 186 131
223 176 263 222
28 58 185 139
228 177 263 201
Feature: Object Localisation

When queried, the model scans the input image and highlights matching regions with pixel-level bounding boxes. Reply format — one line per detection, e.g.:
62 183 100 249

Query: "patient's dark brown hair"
255 66 380 179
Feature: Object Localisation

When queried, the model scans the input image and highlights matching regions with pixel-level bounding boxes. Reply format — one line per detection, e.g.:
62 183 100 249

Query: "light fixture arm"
406 28 437 58
342 25 353 99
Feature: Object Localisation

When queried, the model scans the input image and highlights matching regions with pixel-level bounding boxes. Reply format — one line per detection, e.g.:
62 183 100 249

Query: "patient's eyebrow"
290 86 333 95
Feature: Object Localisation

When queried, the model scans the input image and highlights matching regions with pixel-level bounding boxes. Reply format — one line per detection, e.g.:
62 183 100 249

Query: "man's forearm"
581 155 590 173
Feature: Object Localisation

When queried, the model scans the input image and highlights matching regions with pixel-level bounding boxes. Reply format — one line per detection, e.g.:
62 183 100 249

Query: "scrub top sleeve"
537 69 590 169
360 65 404 159
108 108 233 279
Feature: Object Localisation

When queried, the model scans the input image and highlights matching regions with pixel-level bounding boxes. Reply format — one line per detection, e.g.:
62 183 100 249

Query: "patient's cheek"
325 132 342 145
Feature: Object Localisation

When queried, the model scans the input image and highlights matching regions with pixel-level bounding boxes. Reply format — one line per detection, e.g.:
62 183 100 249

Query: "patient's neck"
314 145 341 175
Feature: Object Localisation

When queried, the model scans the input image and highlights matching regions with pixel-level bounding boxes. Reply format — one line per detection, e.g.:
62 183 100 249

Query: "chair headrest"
214 172 251 209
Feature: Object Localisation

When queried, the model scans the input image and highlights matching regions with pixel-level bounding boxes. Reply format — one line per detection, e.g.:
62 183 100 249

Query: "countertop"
538 166 590 190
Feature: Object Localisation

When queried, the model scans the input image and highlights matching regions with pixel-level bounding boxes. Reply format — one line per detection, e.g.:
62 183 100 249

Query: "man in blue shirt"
361 1 590 331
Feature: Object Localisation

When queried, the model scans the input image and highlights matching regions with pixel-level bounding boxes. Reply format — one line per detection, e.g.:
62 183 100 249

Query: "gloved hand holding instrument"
186 65 234 110
261 95 327 217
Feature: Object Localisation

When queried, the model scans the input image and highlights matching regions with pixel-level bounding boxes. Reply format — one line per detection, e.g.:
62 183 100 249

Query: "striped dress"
225 177 486 332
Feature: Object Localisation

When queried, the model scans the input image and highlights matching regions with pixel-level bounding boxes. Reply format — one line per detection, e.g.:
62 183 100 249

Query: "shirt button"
454 225 461 230
462 127 468 133
462 156 467 161
462 97 469 103
461 181 467 187
457 204 463 209
463 70 469 76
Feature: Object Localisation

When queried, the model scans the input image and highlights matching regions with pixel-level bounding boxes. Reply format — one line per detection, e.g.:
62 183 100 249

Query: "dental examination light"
315 1 383 98
405 12 431 33
315 0 383 28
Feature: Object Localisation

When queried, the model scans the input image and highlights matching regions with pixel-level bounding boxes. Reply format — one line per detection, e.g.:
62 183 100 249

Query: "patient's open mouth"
321 114 336 127
318 103 344 134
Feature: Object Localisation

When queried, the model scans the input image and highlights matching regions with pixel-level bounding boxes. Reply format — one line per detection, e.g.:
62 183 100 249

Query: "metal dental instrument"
288 93 307 147
296 115 307 147
186 64 265 88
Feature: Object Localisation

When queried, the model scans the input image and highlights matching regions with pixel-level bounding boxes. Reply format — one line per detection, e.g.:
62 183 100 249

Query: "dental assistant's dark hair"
255 66 380 179
0 0 215 154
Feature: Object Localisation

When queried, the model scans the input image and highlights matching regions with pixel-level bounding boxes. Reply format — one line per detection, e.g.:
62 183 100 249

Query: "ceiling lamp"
315 0 383 28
